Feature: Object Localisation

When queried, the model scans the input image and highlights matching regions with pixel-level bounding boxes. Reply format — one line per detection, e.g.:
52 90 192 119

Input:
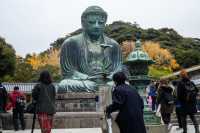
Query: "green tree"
14 57 35 82
175 49 200 68
0 37 16 81
148 66 172 79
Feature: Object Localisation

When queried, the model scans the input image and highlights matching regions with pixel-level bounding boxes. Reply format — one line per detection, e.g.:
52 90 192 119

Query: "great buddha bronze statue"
58 6 122 92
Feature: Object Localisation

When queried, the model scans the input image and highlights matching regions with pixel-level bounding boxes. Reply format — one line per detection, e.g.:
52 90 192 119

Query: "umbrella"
106 118 112 133
31 104 37 133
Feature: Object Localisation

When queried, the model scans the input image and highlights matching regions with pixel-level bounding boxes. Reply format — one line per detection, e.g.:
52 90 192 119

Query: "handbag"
26 102 36 114
155 104 161 117
26 84 41 114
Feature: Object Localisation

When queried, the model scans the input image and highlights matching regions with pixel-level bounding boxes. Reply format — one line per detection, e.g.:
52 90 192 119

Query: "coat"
9 90 25 109
106 84 146 133
177 78 199 114
157 85 174 114
0 84 8 112
32 83 56 115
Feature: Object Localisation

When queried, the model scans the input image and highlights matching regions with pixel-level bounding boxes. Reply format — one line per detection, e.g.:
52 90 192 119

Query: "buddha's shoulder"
104 35 119 46
62 33 83 46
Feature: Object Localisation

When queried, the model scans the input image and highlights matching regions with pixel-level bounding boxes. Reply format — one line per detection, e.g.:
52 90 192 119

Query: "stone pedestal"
55 85 112 112
0 112 167 133
0 112 105 130
56 92 97 112
97 85 112 112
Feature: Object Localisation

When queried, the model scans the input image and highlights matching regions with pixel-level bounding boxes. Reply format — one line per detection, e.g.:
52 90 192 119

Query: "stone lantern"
124 32 154 93
124 32 160 124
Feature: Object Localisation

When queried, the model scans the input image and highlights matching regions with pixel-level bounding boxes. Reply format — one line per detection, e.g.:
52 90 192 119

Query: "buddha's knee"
57 79 97 92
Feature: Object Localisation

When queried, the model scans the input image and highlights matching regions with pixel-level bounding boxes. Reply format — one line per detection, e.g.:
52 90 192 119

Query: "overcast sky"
0 0 200 57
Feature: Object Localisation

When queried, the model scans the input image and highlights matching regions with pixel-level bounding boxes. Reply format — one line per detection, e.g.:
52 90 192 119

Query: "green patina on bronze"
124 32 160 125
58 6 122 92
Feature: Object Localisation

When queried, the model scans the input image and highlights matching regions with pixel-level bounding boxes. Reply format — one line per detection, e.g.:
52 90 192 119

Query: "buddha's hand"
107 72 114 80
87 72 110 80
87 75 104 80
72 71 89 80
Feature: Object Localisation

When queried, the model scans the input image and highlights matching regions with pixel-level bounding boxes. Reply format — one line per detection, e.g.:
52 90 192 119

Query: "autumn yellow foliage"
121 40 135 58
42 48 60 67
27 48 60 70
143 41 179 70
26 53 44 70
121 41 180 71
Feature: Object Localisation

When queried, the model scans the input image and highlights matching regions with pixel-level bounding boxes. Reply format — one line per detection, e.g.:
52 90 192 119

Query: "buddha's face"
83 14 106 38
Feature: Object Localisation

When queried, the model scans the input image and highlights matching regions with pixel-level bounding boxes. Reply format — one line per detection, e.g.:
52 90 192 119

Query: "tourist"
106 72 146 133
157 79 174 129
177 69 199 133
0 82 8 113
147 81 157 111
9 86 26 131
32 70 56 133
172 80 183 130
197 94 200 112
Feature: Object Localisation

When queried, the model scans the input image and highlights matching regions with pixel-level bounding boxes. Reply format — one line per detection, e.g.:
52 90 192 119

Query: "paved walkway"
2 126 200 133
170 125 200 133
2 128 102 133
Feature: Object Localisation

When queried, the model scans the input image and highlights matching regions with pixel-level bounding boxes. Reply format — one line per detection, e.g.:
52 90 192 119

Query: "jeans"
151 96 157 111
176 107 182 128
181 113 199 133
13 108 25 130
161 112 171 124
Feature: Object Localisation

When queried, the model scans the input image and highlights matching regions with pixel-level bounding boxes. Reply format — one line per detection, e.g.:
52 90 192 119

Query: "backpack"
16 96 25 110
184 81 197 103
163 91 174 105
149 85 157 97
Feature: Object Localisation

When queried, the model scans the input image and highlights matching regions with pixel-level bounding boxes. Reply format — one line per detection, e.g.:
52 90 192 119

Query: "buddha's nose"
95 21 100 28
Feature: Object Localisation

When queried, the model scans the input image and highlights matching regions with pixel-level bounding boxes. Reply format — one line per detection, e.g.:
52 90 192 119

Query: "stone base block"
55 86 112 112
0 112 105 130
1 112 167 133
56 93 97 112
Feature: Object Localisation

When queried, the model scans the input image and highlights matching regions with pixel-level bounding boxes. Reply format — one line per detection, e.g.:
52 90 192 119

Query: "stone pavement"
170 125 200 133
2 128 102 133
3 125 199 133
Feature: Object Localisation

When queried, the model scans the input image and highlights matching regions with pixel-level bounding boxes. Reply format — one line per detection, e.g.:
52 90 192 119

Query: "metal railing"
2 83 58 93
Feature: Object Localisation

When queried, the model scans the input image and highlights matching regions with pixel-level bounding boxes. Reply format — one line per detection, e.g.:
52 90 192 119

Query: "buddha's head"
81 6 107 39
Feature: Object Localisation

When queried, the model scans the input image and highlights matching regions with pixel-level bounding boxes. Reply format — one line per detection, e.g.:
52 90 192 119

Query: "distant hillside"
50 21 200 68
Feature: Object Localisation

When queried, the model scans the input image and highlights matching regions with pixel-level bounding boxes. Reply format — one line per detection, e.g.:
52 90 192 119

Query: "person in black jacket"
177 69 199 133
32 70 56 133
172 80 183 130
157 79 174 127
106 72 146 133
0 82 8 113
